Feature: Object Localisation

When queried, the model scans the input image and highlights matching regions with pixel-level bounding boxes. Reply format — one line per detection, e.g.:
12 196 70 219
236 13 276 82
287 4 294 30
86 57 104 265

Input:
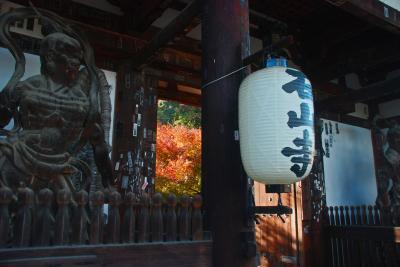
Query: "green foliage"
155 176 201 197
157 100 201 128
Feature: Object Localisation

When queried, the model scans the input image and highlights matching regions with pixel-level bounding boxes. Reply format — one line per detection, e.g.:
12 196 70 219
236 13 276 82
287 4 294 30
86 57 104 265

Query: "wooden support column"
202 1 255 267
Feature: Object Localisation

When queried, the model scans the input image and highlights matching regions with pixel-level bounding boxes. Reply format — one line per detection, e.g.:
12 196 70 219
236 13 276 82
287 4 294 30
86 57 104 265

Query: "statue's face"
52 46 82 84
45 39 82 85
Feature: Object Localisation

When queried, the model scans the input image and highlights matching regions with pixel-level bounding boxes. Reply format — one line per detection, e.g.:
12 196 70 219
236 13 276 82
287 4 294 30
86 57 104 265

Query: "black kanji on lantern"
280 67 314 178
282 69 313 100
287 103 313 128
281 129 313 177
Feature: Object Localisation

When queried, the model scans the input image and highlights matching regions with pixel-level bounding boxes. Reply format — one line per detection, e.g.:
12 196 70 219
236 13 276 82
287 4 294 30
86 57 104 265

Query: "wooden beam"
9 0 202 62
312 80 347 97
129 0 202 68
326 0 400 34
158 87 201 106
144 67 200 88
121 0 165 32
242 36 294 66
166 36 202 56
303 29 400 82
316 75 400 113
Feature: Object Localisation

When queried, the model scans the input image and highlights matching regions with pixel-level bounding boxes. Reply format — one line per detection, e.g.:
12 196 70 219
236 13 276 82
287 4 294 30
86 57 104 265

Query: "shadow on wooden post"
192 194 203 241
137 193 149 242
90 191 104 244
151 193 163 242
14 187 34 247
107 191 121 243
33 188 54 246
55 189 71 245
72 190 89 244
0 187 13 248
121 192 136 243
179 195 190 241
165 193 177 242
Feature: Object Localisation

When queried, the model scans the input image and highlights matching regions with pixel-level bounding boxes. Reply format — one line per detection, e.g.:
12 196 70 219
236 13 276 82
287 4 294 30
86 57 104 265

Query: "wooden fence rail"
325 205 400 267
0 187 204 248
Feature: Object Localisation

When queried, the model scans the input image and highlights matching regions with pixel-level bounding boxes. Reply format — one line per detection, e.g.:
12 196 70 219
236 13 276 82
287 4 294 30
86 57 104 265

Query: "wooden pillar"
113 67 158 196
202 1 255 267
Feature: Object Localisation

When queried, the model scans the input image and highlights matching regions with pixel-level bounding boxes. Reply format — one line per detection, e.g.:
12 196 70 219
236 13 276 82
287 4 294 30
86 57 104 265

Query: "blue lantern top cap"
265 58 287 68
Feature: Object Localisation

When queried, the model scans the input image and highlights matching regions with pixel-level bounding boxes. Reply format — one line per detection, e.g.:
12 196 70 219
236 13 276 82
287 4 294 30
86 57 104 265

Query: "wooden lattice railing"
0 187 204 248
325 205 400 267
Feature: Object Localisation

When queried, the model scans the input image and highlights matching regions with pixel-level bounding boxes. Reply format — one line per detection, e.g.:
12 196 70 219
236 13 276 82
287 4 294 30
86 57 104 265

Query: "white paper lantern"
239 58 315 184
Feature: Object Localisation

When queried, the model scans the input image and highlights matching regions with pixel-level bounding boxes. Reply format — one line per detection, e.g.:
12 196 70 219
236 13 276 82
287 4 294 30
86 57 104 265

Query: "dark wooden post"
14 187 34 247
33 188 54 246
202 0 254 266
106 191 121 243
71 190 89 244
151 193 163 242
324 207 333 267
361 205 368 225
0 187 13 247
137 193 149 242
340 206 351 266
344 206 350 225
356 206 362 225
165 193 177 242
367 206 374 225
90 191 104 244
329 207 338 267
178 195 190 241
191 194 203 241
54 189 71 245
121 192 136 243
373 206 381 225
350 206 356 225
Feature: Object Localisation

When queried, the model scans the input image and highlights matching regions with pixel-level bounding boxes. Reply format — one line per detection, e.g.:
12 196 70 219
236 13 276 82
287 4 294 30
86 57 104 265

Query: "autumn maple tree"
155 101 201 196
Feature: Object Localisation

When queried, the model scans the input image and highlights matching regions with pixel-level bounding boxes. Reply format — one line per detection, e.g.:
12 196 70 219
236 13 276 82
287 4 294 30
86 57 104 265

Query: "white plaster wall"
322 119 377 206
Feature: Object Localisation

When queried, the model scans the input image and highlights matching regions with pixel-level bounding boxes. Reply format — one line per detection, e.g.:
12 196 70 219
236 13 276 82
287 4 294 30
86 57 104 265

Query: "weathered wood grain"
192 194 203 241
106 191 121 243
121 192 136 243
0 187 13 248
33 188 54 246
71 190 89 245
179 195 190 241
0 241 213 267
54 189 71 245
151 193 163 242
165 193 177 242
90 191 104 245
14 187 34 247
137 193 149 242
